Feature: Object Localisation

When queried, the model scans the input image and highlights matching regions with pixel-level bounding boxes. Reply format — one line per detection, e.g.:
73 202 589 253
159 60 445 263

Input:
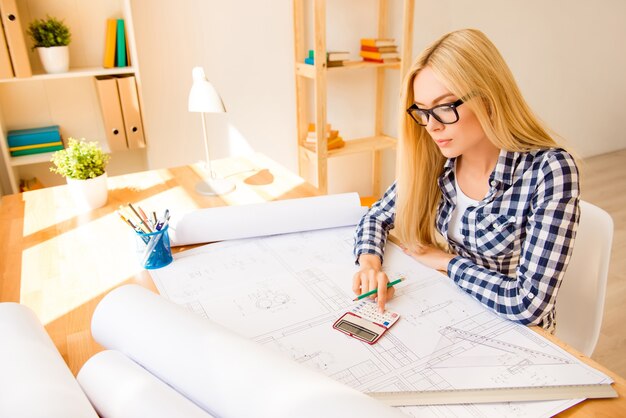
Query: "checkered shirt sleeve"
353 182 397 263
447 150 580 328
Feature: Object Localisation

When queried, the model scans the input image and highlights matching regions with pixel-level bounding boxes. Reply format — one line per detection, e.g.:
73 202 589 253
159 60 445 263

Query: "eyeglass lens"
408 100 463 126
410 103 460 126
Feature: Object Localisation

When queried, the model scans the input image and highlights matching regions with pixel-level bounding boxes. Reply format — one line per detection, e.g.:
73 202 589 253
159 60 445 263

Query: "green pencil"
353 277 404 301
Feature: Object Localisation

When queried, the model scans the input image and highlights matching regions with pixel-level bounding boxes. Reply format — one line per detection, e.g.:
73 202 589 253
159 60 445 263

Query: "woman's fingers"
352 268 395 312
352 271 363 294
376 271 389 312
352 269 376 296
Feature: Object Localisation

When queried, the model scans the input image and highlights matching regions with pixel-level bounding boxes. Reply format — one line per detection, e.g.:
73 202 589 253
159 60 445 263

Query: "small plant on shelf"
27 15 72 74
27 15 71 49
50 138 109 180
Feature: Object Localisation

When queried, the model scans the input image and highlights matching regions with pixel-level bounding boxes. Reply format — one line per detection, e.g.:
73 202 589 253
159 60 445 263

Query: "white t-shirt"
448 173 481 244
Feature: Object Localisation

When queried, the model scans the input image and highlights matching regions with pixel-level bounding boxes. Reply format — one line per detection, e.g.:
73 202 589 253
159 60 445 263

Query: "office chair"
555 200 614 357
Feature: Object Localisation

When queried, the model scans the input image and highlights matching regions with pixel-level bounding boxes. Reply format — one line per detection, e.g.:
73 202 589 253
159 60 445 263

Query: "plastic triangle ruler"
367 383 617 406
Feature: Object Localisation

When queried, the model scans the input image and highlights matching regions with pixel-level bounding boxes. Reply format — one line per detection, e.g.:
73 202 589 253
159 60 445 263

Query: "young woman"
353 29 580 333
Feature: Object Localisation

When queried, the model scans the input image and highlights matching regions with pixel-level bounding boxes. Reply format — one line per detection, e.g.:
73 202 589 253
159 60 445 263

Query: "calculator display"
335 319 378 342
333 302 400 345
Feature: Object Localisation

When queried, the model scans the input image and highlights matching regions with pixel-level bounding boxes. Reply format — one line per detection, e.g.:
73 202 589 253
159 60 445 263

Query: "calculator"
333 300 400 344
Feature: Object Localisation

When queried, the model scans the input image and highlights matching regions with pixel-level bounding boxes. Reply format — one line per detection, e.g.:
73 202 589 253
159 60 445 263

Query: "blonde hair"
395 28 561 249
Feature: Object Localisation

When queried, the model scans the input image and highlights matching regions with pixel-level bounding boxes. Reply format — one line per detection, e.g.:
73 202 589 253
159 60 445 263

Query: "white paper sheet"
168 192 367 246
151 226 612 418
0 303 98 418
91 284 405 418
77 350 213 418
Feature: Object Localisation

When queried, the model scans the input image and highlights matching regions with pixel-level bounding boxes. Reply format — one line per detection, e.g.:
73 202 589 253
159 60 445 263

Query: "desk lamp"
188 66 235 195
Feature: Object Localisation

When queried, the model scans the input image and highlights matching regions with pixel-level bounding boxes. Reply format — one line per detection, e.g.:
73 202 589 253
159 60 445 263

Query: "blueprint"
151 226 611 417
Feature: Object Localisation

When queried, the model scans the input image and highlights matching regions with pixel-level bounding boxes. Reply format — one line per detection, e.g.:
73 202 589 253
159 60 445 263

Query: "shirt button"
490 180 497 187
528 293 535 299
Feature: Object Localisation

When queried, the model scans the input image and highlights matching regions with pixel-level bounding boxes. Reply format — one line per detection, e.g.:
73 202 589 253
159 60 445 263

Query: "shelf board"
295 60 400 79
10 152 56 167
0 66 136 84
300 135 397 159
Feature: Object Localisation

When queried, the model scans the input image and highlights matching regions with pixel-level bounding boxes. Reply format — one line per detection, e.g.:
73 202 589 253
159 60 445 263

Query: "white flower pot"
36 46 69 74
66 172 108 210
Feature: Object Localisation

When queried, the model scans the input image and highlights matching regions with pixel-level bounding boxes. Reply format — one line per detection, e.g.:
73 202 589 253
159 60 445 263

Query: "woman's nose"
425 115 444 132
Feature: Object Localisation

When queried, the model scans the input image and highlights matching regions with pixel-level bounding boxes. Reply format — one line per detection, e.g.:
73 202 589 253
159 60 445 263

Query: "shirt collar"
490 149 520 186
439 148 519 193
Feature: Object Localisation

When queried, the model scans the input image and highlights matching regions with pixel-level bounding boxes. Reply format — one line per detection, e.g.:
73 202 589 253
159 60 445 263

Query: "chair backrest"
555 200 613 357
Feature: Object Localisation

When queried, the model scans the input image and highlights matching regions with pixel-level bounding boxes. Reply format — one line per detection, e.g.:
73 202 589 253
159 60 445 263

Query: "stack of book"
303 123 345 151
7 125 64 157
103 19 130 68
359 38 400 64
304 50 351 67
19 177 44 192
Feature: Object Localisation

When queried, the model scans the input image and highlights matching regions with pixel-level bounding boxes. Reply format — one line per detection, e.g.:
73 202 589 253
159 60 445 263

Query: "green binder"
116 19 127 67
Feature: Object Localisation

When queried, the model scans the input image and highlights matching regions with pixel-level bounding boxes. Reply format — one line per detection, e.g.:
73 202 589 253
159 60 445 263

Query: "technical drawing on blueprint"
151 226 611 418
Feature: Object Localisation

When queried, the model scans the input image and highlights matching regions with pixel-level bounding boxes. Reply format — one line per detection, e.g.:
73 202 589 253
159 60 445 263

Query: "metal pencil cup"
135 225 173 269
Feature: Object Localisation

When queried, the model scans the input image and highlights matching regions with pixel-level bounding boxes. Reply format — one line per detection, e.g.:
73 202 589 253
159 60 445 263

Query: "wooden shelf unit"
293 0 414 195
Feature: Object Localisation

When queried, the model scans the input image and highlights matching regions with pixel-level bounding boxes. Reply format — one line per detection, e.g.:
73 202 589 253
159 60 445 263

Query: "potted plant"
27 15 72 74
50 138 110 209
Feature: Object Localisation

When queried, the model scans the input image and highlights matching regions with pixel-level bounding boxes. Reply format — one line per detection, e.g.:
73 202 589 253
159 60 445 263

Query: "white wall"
131 0 626 196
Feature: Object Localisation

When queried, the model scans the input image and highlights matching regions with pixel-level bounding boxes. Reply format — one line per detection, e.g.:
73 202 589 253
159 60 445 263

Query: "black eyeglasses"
406 99 464 126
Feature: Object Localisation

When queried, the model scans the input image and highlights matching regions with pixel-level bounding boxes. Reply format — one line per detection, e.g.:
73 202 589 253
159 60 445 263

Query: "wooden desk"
0 153 624 416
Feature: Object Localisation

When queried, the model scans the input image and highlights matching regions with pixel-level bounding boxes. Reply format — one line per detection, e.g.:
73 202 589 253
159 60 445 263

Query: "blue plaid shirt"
354 148 580 331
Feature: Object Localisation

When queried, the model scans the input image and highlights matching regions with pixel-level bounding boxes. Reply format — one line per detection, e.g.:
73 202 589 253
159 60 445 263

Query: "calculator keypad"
352 301 400 329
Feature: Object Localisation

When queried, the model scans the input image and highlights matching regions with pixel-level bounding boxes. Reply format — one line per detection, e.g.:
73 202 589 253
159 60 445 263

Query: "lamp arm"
200 112 214 179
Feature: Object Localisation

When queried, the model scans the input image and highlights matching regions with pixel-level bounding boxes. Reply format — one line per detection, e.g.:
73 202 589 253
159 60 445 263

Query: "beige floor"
582 149 626 378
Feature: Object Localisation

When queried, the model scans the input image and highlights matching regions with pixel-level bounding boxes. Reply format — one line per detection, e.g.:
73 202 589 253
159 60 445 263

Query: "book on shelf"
360 38 396 47
10 143 64 156
7 125 61 147
306 129 338 143
303 136 345 151
9 141 64 152
327 51 350 61
305 122 345 150
307 122 332 137
363 57 400 64
305 50 350 66
103 18 117 68
359 50 399 60
305 57 344 67
115 19 129 67
360 45 397 53
19 177 44 192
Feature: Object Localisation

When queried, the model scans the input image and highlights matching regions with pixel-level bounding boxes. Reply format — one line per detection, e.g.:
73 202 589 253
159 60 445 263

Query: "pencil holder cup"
135 225 173 269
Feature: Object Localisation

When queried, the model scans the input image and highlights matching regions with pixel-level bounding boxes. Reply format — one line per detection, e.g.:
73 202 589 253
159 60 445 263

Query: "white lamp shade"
188 67 226 113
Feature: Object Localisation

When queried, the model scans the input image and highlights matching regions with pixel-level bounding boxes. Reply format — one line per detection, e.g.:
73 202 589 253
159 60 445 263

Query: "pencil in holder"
135 224 173 269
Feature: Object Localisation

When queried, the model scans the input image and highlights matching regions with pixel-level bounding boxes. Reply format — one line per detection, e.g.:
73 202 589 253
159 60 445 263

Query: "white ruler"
367 383 617 406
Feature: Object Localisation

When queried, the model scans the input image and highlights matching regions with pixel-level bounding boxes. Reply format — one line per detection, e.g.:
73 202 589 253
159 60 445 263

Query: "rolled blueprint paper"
168 192 367 246
77 350 213 418
91 285 404 418
0 303 98 418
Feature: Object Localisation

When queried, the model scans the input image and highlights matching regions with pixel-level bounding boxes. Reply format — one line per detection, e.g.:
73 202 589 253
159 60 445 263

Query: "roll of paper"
91 285 403 418
77 350 213 418
0 303 97 418
168 192 367 246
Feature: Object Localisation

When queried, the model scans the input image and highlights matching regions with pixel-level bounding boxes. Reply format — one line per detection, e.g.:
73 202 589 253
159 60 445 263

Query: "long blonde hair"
395 28 561 249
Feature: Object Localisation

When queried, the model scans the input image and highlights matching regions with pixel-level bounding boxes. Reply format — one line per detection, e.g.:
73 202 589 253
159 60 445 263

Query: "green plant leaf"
27 15 71 49
50 138 110 180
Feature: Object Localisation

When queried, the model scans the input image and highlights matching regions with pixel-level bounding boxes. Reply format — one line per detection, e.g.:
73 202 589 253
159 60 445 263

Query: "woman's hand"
352 254 395 312
401 244 455 272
